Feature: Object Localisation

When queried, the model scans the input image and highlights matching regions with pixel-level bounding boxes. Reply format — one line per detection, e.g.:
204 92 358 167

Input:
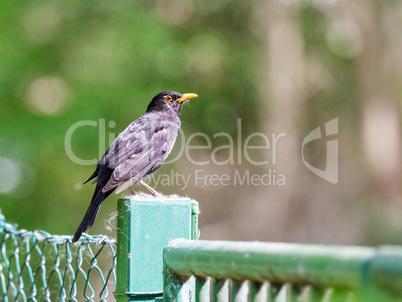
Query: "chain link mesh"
0 213 116 302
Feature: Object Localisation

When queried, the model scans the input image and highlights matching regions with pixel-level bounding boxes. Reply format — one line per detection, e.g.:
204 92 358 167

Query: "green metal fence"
163 239 402 302
0 212 116 301
0 197 198 301
2 197 402 302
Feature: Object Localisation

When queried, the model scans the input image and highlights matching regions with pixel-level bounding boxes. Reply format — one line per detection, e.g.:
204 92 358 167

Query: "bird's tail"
72 184 114 243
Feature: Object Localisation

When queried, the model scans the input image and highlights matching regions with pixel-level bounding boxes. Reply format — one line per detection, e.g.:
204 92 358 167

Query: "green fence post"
115 196 198 302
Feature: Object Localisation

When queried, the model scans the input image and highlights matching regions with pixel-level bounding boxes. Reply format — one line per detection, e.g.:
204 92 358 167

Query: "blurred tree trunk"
351 0 402 200
250 0 310 241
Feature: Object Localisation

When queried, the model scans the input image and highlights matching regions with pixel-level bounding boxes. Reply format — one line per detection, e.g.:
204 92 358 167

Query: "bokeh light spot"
156 0 194 26
62 27 129 85
197 0 227 14
327 19 363 59
186 33 224 76
0 157 21 194
24 76 71 116
311 0 338 10
74 183 83 190
21 4 61 43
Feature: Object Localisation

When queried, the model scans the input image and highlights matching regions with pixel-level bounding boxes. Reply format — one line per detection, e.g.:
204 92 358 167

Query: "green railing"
163 239 402 302
0 197 198 302
2 197 402 301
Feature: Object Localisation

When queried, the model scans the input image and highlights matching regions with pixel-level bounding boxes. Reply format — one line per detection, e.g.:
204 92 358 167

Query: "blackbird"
72 91 198 243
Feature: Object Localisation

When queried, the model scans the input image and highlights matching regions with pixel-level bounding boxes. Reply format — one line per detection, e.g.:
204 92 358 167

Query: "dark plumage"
72 91 198 243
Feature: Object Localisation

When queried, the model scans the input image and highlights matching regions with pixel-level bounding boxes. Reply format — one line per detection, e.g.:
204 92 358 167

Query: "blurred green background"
1 0 401 245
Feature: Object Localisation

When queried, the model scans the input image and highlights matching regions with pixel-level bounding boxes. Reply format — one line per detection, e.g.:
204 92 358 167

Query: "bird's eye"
165 95 173 102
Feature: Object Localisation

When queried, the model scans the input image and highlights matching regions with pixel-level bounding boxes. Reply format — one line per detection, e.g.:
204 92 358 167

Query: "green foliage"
0 1 259 235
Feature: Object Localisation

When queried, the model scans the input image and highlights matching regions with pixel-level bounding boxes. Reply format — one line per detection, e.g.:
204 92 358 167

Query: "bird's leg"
139 179 163 197
129 186 136 195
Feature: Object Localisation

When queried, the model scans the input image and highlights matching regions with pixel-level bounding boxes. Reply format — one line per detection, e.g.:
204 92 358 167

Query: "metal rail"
163 239 402 302
0 212 116 302
4 196 402 302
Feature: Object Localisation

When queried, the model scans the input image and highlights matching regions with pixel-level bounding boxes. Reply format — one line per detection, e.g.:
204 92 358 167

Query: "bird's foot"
139 180 163 197
129 186 136 195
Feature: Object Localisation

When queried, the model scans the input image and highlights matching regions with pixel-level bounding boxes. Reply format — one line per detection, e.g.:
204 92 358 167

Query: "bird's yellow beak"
177 93 198 103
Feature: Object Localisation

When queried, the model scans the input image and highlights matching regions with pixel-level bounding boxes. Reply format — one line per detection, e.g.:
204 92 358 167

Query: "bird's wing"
101 120 175 193
105 119 148 169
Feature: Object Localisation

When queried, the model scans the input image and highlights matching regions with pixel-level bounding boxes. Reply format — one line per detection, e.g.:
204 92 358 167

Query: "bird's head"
146 91 198 114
